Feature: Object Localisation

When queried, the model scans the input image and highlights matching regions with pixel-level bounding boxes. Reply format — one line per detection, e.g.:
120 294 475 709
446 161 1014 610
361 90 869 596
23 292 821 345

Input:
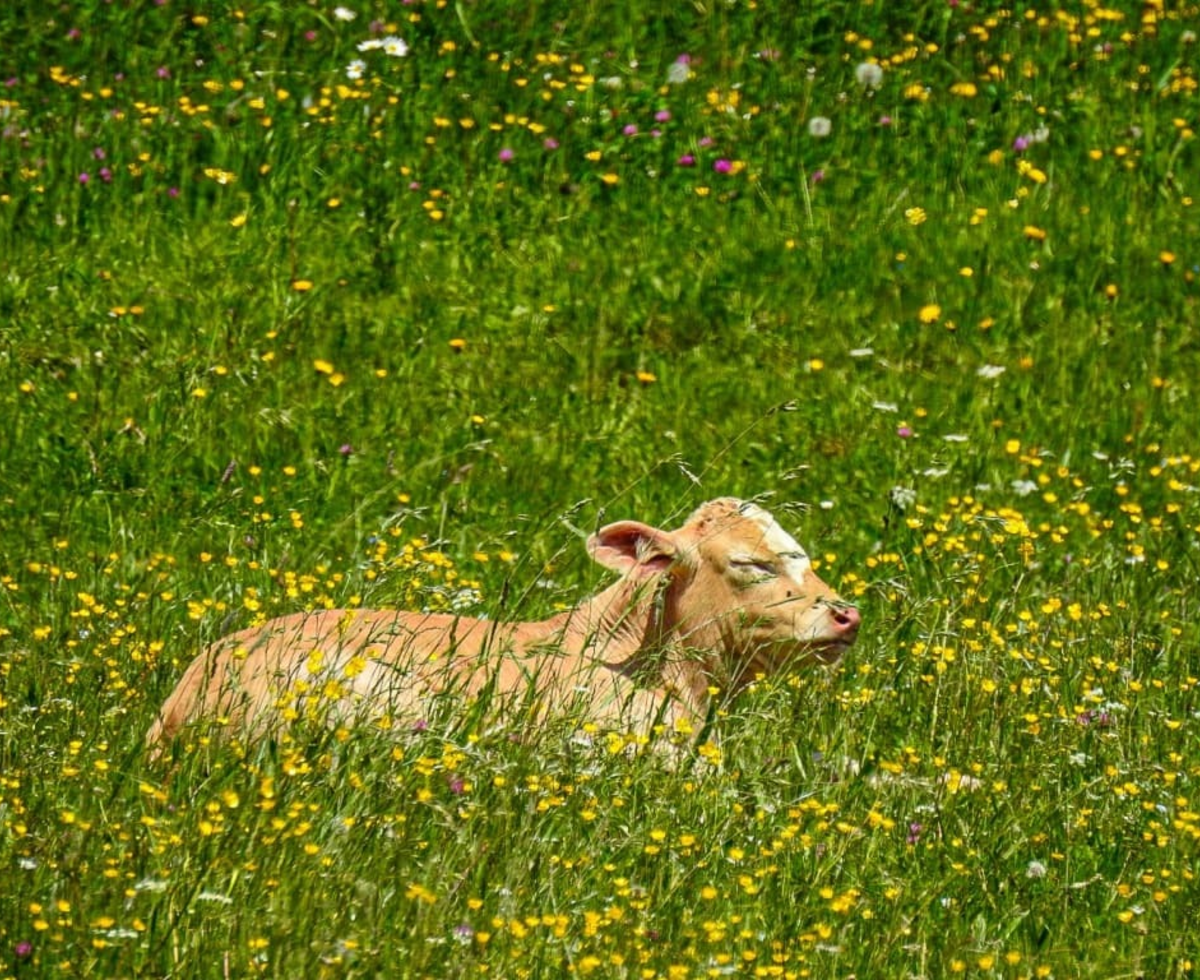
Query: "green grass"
2 1 1200 976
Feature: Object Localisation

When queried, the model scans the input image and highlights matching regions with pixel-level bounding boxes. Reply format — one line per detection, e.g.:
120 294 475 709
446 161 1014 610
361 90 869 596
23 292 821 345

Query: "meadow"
2 0 1199 976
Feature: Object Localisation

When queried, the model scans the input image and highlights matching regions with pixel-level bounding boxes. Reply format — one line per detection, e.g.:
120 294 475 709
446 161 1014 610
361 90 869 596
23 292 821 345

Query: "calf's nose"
830 605 861 636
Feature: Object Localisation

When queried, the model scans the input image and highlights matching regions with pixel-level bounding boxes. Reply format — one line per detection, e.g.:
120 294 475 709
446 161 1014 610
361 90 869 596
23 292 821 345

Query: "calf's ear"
587 521 677 577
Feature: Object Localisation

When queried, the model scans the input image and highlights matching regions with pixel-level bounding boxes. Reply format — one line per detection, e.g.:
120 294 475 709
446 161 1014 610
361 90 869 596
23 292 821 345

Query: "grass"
2 0 1199 976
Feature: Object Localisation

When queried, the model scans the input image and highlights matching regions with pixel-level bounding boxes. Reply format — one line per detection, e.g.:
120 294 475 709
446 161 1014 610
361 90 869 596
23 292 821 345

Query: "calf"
146 498 860 755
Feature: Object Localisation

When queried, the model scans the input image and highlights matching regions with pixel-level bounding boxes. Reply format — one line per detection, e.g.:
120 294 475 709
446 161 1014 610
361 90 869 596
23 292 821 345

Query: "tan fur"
146 498 860 755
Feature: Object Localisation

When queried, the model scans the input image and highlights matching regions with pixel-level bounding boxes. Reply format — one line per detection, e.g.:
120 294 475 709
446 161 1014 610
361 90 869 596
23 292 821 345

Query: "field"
2 1 1199 976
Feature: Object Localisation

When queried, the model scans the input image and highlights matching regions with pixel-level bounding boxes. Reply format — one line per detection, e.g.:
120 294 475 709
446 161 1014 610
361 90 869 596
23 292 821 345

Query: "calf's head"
588 497 860 687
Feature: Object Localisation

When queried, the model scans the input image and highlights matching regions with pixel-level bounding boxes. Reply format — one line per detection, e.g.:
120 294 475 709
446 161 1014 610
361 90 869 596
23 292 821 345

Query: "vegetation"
2 0 1198 976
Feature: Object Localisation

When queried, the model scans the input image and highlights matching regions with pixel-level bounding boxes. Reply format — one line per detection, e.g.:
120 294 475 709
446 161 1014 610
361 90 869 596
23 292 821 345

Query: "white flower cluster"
358 36 409 57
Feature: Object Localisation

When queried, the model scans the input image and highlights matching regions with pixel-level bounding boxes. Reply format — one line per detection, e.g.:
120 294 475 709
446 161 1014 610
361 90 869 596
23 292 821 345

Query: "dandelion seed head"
855 62 883 89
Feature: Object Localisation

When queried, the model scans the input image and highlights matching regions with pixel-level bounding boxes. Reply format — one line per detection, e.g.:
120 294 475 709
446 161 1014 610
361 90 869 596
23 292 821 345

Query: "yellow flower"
918 304 942 324
950 81 978 97
1023 225 1047 241
291 279 314 292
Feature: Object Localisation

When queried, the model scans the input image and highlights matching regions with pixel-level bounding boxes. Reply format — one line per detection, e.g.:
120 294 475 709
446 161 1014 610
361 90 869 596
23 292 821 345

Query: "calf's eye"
731 559 778 578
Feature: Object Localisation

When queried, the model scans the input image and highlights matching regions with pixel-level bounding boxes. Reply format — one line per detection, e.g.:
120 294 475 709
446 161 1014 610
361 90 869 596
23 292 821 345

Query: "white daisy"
381 35 409 57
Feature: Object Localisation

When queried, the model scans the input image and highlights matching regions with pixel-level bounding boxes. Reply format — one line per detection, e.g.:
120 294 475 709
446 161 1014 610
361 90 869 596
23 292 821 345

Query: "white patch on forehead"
740 504 812 577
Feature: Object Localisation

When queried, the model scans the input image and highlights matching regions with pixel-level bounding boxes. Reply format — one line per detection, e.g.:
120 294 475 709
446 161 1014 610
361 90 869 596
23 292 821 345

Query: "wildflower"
382 36 408 57
713 158 733 174
1023 225 1047 241
498 147 514 163
918 303 941 324
543 138 559 150
949 81 977 97
449 338 466 351
905 207 927 225
896 425 914 439
855 62 883 89
636 370 657 384
676 154 696 167
346 59 366 80
334 6 356 20
808 116 832 138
